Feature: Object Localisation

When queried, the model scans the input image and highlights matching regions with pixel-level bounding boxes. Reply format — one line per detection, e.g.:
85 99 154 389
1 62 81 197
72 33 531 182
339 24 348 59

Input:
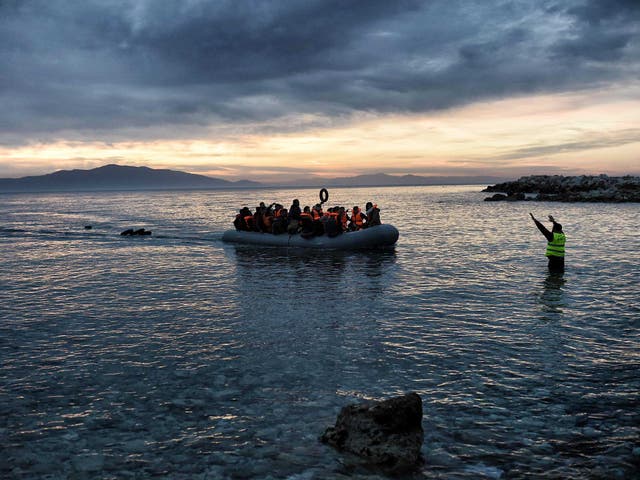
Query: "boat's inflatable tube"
222 224 399 249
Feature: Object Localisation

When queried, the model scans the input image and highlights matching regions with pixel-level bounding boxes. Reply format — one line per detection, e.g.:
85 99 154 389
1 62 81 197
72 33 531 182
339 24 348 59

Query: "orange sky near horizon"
2 86 639 181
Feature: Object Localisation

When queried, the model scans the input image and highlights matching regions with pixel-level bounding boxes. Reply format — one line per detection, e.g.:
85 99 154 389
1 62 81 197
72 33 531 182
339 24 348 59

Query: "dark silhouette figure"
530 213 565 273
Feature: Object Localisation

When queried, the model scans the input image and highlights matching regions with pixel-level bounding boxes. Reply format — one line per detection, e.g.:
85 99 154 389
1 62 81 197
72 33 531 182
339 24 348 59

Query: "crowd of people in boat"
233 200 381 237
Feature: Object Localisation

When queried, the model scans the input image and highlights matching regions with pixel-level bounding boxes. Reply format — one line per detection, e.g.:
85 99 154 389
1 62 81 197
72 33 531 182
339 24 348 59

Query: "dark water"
1 186 639 479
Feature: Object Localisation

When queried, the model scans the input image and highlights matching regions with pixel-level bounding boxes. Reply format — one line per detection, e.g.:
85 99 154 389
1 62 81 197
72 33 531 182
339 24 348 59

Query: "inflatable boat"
222 224 399 250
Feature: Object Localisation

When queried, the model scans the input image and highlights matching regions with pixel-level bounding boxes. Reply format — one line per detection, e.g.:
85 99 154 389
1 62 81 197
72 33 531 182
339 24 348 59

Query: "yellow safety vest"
546 232 566 257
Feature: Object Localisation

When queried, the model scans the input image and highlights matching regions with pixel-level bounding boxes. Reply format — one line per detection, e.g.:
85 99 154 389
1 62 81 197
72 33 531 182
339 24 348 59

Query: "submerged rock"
482 174 640 202
484 192 526 202
320 392 424 473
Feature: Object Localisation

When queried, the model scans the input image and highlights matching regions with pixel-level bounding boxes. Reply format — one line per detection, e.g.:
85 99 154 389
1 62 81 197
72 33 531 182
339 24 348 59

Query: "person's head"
259 202 265 208
366 202 373 210
293 199 299 206
353 206 359 213
552 222 563 233
304 206 310 212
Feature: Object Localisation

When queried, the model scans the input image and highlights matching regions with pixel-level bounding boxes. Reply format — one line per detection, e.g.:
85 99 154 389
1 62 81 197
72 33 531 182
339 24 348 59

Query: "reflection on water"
229 245 397 296
538 272 566 319
1 187 638 479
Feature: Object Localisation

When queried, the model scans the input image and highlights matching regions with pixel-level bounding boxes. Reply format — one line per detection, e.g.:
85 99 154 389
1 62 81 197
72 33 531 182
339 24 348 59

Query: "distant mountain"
0 164 260 192
276 172 511 187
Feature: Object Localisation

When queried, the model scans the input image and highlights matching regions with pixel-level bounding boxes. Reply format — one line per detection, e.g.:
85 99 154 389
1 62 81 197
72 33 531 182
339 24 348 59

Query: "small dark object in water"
484 193 508 201
121 228 152 236
484 192 526 202
84 225 92 230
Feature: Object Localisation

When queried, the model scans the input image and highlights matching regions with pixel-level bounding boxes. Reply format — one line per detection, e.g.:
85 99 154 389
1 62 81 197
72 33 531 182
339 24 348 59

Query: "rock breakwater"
483 174 640 202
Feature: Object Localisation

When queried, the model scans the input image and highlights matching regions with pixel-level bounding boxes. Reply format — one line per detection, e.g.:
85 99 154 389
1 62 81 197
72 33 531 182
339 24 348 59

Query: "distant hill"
0 164 260 192
281 172 511 187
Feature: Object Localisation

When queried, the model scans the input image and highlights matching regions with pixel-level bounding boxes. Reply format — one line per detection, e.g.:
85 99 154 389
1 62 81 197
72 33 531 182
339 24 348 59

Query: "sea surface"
1 186 638 479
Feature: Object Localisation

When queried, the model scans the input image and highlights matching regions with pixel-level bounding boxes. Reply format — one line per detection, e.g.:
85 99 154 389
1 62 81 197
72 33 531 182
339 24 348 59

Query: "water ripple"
1 187 638 479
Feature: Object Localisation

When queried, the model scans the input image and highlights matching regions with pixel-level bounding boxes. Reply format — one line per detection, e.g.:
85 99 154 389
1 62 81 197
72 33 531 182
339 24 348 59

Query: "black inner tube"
319 188 329 204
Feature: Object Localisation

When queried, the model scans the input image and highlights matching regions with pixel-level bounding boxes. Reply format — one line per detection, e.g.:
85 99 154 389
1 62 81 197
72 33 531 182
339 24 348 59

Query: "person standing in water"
530 213 565 273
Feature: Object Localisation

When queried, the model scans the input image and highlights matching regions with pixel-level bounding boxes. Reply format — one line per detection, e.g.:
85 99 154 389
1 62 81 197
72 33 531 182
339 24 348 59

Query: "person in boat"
348 206 367 231
312 204 325 236
234 206 254 231
530 213 565 273
288 199 301 234
337 206 349 233
321 207 341 237
252 203 264 232
233 209 244 231
365 202 381 227
272 207 289 235
299 206 314 236
311 203 323 220
262 205 275 233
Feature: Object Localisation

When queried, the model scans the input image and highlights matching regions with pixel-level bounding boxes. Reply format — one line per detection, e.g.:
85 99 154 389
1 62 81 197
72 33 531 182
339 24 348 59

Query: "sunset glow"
3 87 638 181
1 1 639 180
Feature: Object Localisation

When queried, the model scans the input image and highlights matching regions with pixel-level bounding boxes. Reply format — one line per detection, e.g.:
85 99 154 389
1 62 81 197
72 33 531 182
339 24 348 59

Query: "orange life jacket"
352 211 364 228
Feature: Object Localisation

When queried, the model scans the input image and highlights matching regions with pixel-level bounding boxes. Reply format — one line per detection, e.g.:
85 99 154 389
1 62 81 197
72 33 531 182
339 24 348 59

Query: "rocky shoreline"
483 174 640 202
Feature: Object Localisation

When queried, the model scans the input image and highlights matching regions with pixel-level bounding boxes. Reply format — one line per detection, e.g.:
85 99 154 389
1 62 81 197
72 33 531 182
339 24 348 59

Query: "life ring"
319 188 329 204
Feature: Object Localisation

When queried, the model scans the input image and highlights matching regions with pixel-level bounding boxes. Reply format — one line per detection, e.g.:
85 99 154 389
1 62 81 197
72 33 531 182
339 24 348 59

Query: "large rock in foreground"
483 174 640 202
320 392 424 473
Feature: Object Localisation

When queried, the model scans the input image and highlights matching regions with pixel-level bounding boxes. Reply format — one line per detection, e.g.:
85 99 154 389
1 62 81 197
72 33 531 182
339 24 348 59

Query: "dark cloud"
1 0 638 144
552 0 640 62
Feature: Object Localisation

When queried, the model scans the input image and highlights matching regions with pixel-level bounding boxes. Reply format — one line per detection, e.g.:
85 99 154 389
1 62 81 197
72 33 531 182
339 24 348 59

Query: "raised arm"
530 213 553 242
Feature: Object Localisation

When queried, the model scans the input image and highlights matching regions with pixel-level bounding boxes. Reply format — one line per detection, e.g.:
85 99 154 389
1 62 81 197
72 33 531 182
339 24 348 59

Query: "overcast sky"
1 0 639 179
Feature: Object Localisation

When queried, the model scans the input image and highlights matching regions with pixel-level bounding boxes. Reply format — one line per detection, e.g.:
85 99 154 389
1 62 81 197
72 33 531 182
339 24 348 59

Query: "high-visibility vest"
546 232 565 257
